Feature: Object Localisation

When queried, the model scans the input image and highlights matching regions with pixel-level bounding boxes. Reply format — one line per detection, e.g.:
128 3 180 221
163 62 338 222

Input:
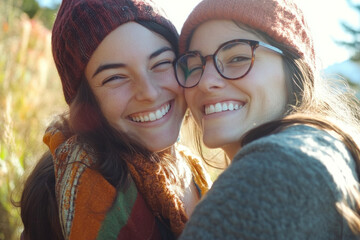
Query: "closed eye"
151 60 173 71
102 74 129 85
188 65 203 74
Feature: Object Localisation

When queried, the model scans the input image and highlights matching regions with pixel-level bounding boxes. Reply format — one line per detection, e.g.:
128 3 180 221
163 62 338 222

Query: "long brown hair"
244 31 360 233
18 20 180 240
19 151 64 240
190 22 360 234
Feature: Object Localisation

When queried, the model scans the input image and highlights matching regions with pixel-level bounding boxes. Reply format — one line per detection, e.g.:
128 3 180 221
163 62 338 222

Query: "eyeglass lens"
175 41 253 88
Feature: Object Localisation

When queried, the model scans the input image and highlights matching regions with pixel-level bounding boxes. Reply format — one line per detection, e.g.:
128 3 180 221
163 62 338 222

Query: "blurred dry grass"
0 2 226 239
0 2 66 239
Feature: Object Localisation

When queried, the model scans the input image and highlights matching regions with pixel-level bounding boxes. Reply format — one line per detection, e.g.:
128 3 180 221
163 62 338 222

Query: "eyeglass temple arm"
258 42 284 55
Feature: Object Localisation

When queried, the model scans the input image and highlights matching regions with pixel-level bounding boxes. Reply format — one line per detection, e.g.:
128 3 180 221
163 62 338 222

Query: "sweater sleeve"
179 129 357 240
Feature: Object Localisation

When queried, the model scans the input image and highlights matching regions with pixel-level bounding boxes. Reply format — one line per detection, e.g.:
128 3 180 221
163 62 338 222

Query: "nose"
197 58 226 92
134 72 160 102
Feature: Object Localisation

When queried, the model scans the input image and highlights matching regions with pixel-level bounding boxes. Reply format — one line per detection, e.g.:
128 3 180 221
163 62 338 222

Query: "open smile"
204 101 244 115
129 102 171 123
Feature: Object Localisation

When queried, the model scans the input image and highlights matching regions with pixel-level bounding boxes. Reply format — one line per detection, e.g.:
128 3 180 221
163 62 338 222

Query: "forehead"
189 20 261 54
85 22 172 77
93 22 170 59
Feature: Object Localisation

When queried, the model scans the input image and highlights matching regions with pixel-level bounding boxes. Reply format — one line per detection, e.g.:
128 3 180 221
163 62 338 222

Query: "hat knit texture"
179 0 316 73
52 0 178 104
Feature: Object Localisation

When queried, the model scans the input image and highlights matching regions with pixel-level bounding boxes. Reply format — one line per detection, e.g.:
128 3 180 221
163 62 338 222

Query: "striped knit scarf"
127 143 211 237
43 125 212 239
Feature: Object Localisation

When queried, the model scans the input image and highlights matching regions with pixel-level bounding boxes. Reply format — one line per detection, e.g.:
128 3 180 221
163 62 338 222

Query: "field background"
0 1 66 239
0 1 224 239
1 0 359 239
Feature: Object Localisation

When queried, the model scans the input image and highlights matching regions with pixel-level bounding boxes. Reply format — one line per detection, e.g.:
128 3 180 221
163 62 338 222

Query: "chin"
145 136 178 153
203 132 239 149
146 143 174 153
203 138 224 149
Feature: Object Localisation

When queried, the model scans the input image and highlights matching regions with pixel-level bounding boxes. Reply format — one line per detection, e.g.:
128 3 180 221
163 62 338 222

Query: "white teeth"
209 105 215 114
205 104 215 115
149 113 156 121
155 110 162 119
130 103 171 122
205 102 243 115
222 103 228 111
215 103 222 113
229 103 234 111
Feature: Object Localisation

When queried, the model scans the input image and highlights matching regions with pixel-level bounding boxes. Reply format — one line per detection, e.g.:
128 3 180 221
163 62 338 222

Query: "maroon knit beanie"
52 0 178 105
179 0 316 74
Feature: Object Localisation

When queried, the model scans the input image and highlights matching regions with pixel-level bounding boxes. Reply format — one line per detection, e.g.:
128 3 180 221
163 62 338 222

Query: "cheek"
173 84 186 100
184 89 196 107
158 72 187 110
159 72 185 97
258 67 288 116
184 89 202 120
242 60 288 114
250 60 287 98
271 65 288 107
95 90 129 122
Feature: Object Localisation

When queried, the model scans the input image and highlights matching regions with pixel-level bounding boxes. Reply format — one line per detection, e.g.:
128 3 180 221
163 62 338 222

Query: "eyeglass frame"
174 39 284 88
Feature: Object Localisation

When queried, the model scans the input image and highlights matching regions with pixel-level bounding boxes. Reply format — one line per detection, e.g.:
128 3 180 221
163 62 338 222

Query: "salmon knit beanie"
52 0 178 104
179 0 316 73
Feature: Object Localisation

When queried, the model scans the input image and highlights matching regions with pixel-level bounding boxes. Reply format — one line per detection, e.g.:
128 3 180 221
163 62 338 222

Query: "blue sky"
38 0 360 68
37 0 60 8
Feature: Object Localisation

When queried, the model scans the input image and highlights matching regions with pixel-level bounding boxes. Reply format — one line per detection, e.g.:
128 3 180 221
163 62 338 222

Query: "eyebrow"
92 47 173 78
92 63 126 78
149 46 173 59
222 42 239 51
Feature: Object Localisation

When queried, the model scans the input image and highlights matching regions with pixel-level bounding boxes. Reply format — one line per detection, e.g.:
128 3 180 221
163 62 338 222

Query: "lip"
127 100 174 126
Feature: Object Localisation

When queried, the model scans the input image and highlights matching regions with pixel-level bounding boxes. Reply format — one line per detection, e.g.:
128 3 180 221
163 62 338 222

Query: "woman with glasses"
19 0 212 239
175 0 360 239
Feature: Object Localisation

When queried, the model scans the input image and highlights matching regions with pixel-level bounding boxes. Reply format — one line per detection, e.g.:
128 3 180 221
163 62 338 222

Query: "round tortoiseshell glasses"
174 39 284 88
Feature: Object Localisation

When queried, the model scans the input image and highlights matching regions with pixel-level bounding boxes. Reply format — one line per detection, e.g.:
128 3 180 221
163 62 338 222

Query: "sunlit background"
39 0 360 68
0 0 359 239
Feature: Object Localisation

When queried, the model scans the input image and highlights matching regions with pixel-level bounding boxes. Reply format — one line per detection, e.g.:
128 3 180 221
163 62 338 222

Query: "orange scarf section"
44 124 212 238
127 144 212 237
44 129 116 239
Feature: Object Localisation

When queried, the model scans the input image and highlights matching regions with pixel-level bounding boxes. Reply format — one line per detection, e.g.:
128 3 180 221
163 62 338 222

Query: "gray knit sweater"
180 125 359 240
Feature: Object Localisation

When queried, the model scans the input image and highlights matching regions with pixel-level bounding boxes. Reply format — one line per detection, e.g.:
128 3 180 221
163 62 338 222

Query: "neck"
159 144 176 157
222 143 241 160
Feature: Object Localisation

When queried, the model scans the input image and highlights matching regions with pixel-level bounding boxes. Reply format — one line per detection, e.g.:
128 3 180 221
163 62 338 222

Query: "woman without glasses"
175 0 360 239
19 0 212 239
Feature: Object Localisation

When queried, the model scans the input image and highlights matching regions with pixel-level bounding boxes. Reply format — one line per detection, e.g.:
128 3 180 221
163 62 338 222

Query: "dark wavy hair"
17 20 179 240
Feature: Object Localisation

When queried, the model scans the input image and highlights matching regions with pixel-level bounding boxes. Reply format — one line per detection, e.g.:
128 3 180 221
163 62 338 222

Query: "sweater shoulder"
180 125 358 240
232 125 358 204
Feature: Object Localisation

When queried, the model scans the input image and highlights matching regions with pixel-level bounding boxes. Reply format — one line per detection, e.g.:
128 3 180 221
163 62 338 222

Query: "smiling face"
185 20 288 158
85 22 186 152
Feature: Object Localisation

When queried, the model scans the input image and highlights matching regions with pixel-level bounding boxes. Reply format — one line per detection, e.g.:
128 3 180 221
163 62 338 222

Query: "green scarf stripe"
96 180 138 240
